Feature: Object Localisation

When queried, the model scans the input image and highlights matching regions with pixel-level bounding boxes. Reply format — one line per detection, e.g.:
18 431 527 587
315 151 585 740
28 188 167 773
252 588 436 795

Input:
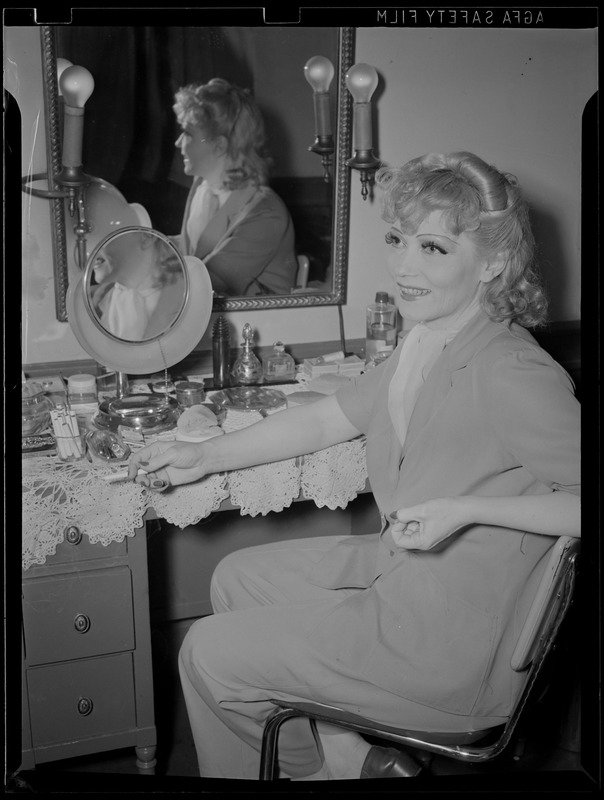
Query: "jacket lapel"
195 184 259 259
366 347 406 505
400 311 506 458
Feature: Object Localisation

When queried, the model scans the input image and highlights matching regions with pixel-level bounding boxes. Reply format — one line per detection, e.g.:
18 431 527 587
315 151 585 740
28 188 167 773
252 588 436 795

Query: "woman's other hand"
127 441 209 491
390 497 469 551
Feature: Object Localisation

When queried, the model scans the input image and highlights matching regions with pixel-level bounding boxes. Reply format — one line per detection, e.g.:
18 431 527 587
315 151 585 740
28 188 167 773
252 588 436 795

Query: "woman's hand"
127 441 209 491
390 497 469 551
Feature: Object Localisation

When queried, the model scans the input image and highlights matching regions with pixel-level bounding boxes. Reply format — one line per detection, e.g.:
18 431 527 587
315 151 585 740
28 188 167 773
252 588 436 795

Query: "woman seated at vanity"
90 230 185 341
128 152 580 780
171 78 298 297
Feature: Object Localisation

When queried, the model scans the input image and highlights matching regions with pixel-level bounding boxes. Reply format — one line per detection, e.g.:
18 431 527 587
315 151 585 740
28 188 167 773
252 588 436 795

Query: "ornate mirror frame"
41 25 355 321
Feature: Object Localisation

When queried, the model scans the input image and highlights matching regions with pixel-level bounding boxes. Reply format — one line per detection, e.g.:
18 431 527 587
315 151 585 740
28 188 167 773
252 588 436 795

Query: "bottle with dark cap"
212 316 231 388
365 291 397 364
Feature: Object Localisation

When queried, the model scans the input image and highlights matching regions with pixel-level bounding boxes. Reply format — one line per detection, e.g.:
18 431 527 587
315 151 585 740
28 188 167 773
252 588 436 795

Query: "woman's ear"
479 257 506 284
212 136 229 157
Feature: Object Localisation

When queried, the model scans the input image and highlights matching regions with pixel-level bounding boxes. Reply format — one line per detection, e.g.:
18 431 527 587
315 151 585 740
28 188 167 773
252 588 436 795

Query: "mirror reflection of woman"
91 231 185 340
171 78 298 297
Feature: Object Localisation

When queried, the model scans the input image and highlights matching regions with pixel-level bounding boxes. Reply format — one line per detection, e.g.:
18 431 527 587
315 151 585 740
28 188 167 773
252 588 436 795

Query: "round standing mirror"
67 226 213 375
86 227 187 342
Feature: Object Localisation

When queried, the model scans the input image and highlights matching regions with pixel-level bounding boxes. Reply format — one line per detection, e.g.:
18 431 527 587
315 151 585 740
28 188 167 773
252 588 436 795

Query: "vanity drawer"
26 653 136 746
22 566 135 666
44 528 128 566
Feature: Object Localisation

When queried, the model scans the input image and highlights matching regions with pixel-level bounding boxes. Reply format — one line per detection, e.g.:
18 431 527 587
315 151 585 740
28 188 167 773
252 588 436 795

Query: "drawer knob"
64 525 82 545
77 696 94 716
74 613 91 633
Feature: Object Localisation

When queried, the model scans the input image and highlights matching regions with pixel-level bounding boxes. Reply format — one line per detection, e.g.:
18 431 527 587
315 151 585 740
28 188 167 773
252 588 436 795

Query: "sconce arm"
346 151 381 171
21 170 91 198
22 170 91 268
21 172 68 199
309 134 335 157
346 152 382 201
309 135 335 183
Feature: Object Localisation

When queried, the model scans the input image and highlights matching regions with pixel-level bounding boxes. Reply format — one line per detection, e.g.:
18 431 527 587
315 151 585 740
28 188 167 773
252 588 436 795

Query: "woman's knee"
179 614 234 684
210 551 241 611
210 546 267 612
211 549 244 587
178 617 207 672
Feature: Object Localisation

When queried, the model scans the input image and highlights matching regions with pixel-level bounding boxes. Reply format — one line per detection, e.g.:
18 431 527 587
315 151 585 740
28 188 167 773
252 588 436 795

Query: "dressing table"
20 227 372 774
21 392 370 773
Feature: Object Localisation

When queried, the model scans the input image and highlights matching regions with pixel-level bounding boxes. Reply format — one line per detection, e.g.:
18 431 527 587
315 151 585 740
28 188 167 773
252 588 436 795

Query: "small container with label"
262 341 296 383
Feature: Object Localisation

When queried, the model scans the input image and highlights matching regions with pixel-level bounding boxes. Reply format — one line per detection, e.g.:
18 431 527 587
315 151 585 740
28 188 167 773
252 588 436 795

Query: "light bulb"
304 56 335 94
56 58 73 96
345 63 379 103
59 65 95 108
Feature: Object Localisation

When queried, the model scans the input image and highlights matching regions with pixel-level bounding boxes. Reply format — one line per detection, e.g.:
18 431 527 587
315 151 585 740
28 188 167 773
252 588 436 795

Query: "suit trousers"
178 535 496 779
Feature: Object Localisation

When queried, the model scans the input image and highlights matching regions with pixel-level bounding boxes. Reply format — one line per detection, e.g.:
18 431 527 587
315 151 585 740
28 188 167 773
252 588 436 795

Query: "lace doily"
22 382 367 570
22 458 148 569
301 440 368 509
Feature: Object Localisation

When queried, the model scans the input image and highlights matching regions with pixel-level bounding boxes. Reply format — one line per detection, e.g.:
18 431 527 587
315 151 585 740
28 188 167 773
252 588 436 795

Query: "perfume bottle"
230 323 263 385
262 342 296 383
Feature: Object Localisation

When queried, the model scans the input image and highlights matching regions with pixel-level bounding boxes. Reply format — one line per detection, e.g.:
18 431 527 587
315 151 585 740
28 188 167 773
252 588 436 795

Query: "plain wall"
7 25 596 367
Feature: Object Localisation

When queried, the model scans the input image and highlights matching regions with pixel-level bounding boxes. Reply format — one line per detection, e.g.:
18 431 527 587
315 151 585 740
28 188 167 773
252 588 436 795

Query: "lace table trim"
22 384 367 569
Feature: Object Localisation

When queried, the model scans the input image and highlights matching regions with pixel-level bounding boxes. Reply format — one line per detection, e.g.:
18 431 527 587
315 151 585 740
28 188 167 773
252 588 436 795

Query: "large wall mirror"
41 25 354 320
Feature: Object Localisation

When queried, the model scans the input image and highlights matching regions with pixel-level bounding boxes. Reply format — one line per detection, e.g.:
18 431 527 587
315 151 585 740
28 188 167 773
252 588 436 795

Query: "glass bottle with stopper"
230 323 263 385
263 341 296 383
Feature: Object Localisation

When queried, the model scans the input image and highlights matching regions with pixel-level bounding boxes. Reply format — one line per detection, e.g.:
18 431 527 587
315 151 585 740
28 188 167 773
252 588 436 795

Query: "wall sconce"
57 65 95 270
21 63 94 271
304 55 335 181
22 61 141 277
345 63 381 200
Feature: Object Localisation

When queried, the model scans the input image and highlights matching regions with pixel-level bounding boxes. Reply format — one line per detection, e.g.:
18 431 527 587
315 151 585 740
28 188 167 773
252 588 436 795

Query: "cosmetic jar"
175 381 206 407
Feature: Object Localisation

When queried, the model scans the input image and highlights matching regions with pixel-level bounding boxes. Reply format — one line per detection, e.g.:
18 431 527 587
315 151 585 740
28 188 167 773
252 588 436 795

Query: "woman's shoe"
360 745 422 778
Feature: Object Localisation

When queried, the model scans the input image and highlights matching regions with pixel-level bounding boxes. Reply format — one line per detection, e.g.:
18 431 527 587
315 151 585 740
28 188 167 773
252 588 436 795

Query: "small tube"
101 467 148 484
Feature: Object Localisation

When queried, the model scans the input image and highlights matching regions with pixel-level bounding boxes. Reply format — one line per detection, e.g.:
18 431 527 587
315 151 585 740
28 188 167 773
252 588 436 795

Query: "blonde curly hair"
376 152 548 328
173 78 271 190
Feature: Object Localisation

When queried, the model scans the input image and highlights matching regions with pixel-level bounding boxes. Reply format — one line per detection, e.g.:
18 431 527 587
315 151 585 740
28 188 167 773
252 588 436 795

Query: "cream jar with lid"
175 381 205 407
67 373 98 404
67 373 99 433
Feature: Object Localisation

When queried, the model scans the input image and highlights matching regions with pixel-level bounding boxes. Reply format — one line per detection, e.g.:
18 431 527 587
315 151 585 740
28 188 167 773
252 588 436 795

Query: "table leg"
135 744 157 774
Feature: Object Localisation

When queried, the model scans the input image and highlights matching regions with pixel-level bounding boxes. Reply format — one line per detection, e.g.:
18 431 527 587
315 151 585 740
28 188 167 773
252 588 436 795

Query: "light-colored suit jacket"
178 179 297 297
310 310 581 721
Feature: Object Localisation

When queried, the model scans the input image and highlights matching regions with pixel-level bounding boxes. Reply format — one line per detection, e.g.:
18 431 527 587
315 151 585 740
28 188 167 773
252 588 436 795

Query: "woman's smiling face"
386 210 493 329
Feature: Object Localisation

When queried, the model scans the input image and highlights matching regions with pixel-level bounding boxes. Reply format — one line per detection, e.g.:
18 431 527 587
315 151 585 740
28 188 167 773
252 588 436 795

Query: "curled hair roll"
376 152 548 328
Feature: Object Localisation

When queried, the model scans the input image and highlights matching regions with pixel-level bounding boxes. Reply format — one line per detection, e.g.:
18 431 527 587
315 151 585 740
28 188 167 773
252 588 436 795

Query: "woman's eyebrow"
416 231 458 244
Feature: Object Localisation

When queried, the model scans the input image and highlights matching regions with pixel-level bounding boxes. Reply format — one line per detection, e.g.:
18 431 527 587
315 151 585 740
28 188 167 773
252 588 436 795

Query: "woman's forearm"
459 491 581 538
203 394 361 473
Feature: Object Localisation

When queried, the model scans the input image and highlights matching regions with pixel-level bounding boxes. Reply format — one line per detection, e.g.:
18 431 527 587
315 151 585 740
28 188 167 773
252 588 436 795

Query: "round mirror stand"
67 226 213 430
